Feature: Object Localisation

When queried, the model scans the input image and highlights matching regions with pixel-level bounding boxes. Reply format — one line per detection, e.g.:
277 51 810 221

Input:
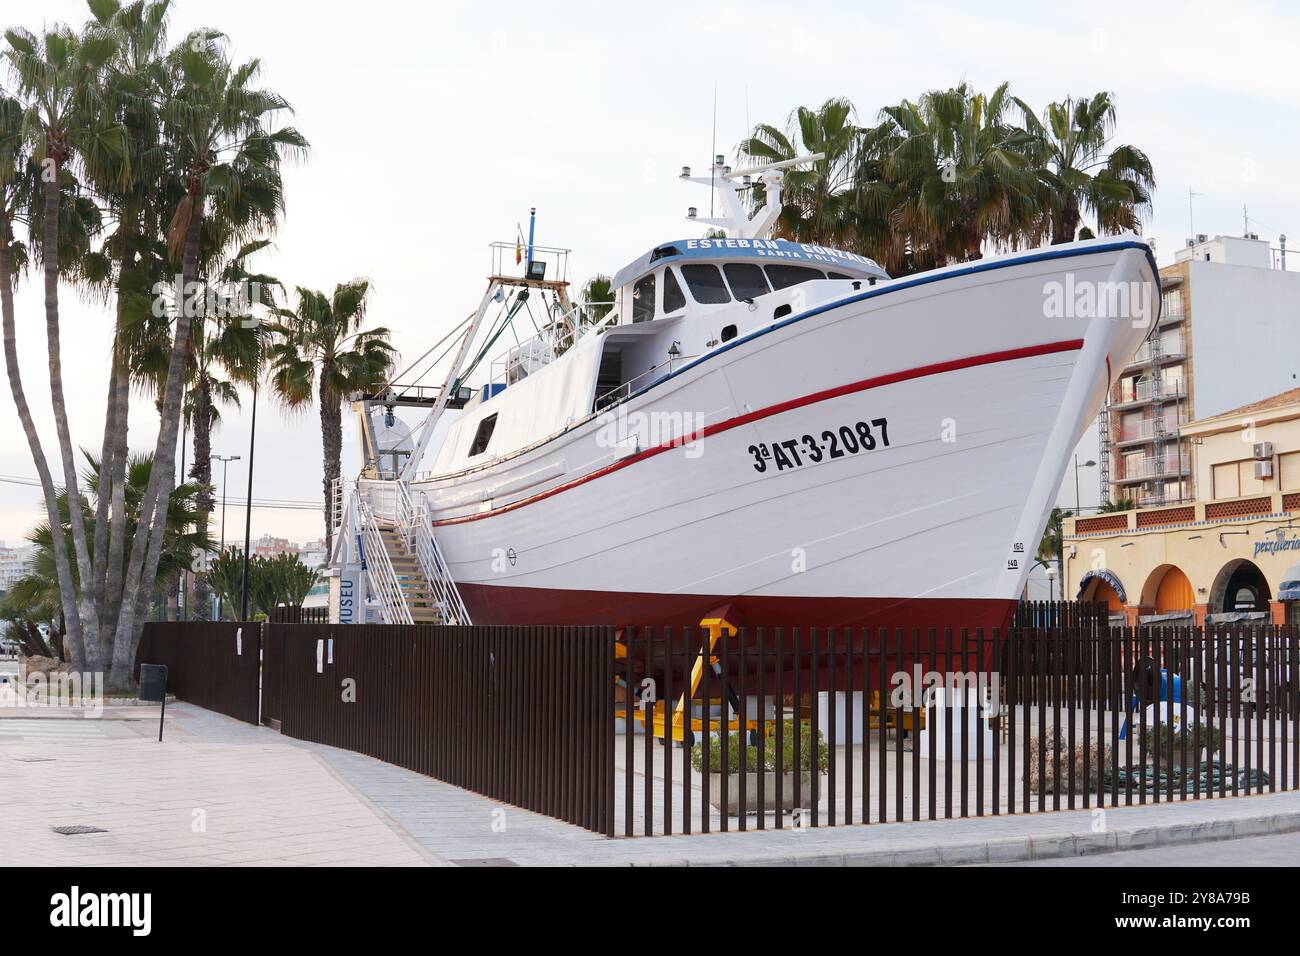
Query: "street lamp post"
239 380 259 622
211 453 240 619
1074 455 1097 514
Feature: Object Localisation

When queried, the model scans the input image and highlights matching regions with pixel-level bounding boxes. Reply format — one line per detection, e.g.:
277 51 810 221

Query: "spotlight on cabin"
526 260 547 281
742 174 752 187
687 207 697 219
680 166 691 179
715 154 724 166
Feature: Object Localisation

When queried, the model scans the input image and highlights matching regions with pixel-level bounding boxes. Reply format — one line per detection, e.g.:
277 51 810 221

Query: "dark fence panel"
271 622 615 835
138 621 261 724
615 623 1300 837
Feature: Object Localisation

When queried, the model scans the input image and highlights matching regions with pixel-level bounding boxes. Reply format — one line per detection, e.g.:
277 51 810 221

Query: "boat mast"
679 152 825 239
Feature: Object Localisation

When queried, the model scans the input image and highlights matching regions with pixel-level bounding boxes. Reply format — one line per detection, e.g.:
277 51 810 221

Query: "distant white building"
1101 232 1298 507
0 542 37 594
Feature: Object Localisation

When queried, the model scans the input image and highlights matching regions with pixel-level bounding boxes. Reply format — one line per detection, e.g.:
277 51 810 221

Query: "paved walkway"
0 705 436 867
4 699 1300 866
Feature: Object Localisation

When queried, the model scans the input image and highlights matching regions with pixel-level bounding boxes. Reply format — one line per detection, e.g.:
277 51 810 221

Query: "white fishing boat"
330 154 1158 635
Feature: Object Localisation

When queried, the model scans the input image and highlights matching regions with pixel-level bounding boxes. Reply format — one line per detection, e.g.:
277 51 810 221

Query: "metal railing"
141 614 1298 839
1116 416 1186 443
615 623 1300 837
411 491 471 624
393 480 471 625
486 304 618 393
357 494 413 625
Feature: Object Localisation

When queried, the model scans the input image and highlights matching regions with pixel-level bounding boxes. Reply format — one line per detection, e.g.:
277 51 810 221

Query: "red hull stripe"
434 338 1084 526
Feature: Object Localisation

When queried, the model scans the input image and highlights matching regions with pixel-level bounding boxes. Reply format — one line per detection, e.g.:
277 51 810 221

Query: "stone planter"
707 772 814 814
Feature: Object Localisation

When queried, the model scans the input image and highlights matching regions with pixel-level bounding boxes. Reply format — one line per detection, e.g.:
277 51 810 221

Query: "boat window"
720 324 738 343
632 274 655 323
681 264 731 304
765 264 825 290
724 263 770 301
662 267 686 314
468 413 498 456
828 271 851 280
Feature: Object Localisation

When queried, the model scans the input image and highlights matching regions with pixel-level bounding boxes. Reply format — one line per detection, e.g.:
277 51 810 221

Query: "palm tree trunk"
110 200 204 689
88 349 122 655
100 257 134 642
320 368 340 559
190 371 213 620
1055 195 1081 244
42 175 101 669
0 205 87 669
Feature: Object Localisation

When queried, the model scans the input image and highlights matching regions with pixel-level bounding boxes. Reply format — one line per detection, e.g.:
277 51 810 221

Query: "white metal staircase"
347 478 472 625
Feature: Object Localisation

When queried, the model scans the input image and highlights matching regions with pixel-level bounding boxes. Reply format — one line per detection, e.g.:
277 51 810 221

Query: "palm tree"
80 0 174 657
268 280 396 556
1 451 210 635
739 98 860 250
876 83 1037 264
4 21 125 669
109 32 305 686
1012 92 1155 244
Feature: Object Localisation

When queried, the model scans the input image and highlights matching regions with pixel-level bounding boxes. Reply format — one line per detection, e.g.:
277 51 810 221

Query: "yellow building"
1064 387 1300 627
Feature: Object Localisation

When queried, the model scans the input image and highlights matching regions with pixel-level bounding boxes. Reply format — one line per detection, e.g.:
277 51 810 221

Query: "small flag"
516 237 522 265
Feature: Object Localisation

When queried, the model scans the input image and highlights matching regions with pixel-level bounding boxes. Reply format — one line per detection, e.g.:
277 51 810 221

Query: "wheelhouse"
610 237 889 325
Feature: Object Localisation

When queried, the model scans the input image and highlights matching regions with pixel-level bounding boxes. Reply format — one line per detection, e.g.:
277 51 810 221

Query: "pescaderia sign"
1254 530 1300 559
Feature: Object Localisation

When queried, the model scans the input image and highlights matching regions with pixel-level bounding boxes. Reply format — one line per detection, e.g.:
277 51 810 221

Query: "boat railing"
486 302 617 393
488 241 571 285
593 353 701 411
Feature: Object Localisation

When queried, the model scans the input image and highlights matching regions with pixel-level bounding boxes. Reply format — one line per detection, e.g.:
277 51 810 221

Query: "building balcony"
1110 380 1188 410
1112 418 1186 446
1114 456 1192 483
1158 310 1186 327
1122 333 1187 370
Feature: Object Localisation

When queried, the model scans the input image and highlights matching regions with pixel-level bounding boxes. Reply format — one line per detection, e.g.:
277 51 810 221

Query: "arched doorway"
1140 564 1195 615
1077 570 1127 613
1209 559 1272 614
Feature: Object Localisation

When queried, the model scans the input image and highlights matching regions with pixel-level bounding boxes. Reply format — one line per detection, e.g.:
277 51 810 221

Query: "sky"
1 0 1298 549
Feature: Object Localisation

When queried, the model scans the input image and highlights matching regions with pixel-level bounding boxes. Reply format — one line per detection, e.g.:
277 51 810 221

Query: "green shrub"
1141 721 1222 761
690 720 829 775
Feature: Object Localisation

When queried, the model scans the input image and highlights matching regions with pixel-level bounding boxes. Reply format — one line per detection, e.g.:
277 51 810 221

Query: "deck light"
715 154 724 166
680 166 691 178
526 259 547 281
742 174 752 186
687 207 697 219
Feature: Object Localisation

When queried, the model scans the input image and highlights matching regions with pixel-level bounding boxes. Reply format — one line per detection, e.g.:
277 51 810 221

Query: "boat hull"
415 240 1157 631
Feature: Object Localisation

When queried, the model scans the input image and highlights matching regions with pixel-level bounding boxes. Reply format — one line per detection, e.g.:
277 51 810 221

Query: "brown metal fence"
267 623 615 834
614 624 1300 837
138 616 1299 839
138 622 261 725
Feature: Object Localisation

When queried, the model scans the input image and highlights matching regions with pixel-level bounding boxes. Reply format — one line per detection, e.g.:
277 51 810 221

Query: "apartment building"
1100 233 1298 507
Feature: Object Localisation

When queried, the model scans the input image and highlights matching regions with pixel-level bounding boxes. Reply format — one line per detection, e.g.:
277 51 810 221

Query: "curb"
627 807 1300 867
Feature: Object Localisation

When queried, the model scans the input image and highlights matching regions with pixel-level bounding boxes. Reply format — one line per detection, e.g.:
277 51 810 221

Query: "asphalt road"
1008 830 1300 865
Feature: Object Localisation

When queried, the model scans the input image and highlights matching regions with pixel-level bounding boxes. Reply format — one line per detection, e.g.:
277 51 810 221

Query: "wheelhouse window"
632 273 656 323
723 263 770 301
468 413 498 456
681 264 731 304
662 267 686 314
765 264 825 290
